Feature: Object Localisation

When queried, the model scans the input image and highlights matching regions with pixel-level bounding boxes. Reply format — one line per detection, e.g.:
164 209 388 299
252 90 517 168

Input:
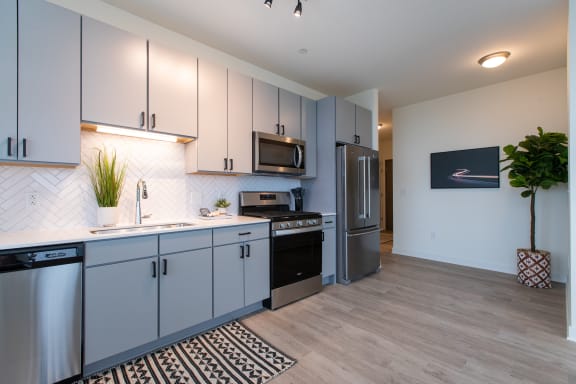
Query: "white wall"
393 68 569 282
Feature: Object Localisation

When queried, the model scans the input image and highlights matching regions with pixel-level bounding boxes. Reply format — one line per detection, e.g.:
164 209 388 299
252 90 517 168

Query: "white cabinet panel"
253 79 279 135
227 70 253 174
197 60 228 172
279 89 301 138
160 248 212 337
82 18 147 129
0 0 16 160
18 0 80 164
149 42 197 137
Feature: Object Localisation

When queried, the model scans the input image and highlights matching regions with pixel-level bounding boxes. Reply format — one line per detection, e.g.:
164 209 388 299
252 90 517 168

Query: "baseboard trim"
568 326 576 342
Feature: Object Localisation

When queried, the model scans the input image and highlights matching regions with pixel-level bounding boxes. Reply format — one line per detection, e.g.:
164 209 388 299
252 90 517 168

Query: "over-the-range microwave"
253 131 305 176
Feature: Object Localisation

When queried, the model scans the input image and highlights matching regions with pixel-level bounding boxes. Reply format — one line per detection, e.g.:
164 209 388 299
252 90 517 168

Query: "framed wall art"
430 146 500 189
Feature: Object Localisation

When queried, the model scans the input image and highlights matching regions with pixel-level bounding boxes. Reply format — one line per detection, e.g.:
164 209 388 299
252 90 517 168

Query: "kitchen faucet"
135 179 148 224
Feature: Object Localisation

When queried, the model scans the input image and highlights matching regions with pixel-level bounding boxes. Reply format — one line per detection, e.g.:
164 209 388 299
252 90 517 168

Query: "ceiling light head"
294 0 302 17
478 51 511 69
264 0 272 8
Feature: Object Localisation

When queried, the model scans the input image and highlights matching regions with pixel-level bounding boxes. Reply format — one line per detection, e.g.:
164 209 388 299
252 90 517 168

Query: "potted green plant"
214 198 231 215
86 147 127 226
500 127 568 288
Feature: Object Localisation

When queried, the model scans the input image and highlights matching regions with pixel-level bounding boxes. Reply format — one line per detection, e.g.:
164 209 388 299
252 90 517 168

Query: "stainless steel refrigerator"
336 144 381 284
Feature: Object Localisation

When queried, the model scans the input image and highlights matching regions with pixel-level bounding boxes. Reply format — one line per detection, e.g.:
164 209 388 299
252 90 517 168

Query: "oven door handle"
273 226 322 237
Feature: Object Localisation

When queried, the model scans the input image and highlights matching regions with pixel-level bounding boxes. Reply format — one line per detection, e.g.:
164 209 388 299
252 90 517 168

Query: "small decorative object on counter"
214 198 231 215
86 147 127 227
500 127 568 288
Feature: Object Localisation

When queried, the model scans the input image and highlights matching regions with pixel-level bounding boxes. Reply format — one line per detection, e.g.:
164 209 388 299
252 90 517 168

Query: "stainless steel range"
239 191 323 310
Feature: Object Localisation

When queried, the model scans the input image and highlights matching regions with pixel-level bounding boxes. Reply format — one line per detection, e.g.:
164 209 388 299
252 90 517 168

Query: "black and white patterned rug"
78 321 296 384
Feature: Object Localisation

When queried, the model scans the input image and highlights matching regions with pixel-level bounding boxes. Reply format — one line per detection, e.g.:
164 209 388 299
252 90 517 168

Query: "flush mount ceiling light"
264 0 303 17
478 51 511 69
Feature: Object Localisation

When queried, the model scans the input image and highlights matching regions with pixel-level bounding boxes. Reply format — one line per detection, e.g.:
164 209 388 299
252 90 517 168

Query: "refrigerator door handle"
358 156 367 219
366 156 371 218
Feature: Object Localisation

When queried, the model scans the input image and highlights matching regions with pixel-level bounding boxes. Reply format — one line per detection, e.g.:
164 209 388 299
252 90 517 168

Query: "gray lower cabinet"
213 224 270 317
322 215 337 283
85 230 213 365
159 248 212 337
85 255 158 365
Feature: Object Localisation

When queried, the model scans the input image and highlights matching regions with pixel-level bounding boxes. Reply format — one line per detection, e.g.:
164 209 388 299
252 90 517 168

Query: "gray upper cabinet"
148 41 198 138
335 97 373 149
253 79 301 138
227 70 253 174
355 105 372 148
0 0 16 161
82 18 147 130
279 88 302 138
335 98 356 145
301 97 317 178
15 0 80 164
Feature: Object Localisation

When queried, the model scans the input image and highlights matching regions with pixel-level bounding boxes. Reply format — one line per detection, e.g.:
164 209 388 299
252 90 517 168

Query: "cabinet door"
160 249 212 337
244 238 270 306
322 227 337 280
335 97 356 144
197 60 228 172
227 70 253 174
213 243 245 317
355 105 373 148
84 257 158 365
18 0 80 164
0 0 16 161
279 89 301 138
301 97 317 178
149 41 197 138
253 79 279 135
82 18 147 129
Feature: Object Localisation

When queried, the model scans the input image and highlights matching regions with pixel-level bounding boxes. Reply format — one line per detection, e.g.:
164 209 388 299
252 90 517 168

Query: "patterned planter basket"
517 249 551 288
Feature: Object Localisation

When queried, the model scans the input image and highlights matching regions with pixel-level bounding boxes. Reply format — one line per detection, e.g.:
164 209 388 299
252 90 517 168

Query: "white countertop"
0 216 269 249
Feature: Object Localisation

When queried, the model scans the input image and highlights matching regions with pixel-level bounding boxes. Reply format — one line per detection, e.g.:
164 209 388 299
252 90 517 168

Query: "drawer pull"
238 232 251 236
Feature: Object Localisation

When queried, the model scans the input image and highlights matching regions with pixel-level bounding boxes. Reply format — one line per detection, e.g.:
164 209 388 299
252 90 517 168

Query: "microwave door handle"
294 145 303 168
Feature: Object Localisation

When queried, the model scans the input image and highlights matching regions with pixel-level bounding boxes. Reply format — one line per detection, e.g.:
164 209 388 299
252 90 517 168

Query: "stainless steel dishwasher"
0 243 84 384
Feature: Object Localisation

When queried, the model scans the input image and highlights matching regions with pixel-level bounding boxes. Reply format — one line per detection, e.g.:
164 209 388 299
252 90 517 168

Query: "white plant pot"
97 206 118 227
217 207 227 215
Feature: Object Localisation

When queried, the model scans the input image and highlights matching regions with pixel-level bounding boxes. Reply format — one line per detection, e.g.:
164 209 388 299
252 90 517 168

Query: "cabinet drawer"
85 235 158 267
159 229 212 254
213 223 269 246
323 215 336 229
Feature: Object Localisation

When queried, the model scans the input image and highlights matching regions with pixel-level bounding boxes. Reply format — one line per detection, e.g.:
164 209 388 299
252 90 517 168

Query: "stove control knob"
296 220 303 227
308 219 317 225
280 223 287 229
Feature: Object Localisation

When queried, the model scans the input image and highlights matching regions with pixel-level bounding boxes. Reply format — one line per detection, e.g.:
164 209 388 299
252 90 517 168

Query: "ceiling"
102 0 568 139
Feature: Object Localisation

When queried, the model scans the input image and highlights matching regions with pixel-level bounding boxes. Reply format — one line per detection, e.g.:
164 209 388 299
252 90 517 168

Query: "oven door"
271 229 322 289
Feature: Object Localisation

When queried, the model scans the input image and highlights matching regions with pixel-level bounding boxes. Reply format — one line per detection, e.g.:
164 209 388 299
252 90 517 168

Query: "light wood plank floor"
243 251 576 384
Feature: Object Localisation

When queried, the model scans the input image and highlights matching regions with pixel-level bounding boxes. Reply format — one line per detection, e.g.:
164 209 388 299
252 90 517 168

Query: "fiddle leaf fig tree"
500 127 568 252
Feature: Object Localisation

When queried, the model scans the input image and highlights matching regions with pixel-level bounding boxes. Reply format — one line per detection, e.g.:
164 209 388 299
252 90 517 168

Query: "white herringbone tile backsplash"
0 131 300 232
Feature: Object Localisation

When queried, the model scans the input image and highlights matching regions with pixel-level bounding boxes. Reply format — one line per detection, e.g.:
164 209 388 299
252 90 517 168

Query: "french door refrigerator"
336 144 381 284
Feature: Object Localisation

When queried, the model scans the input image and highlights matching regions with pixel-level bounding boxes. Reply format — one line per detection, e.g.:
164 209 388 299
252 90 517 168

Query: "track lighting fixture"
264 0 303 17
293 0 302 17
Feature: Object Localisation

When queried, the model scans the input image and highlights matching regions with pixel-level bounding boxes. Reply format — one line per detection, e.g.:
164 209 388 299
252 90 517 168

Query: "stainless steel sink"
90 222 195 235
